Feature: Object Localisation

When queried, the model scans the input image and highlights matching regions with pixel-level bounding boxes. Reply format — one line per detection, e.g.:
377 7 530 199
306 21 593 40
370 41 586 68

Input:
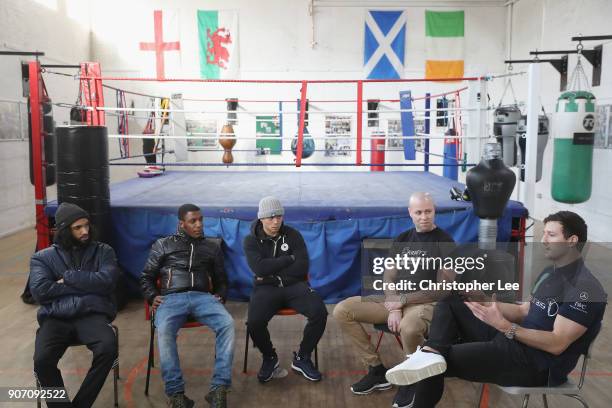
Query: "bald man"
333 192 455 408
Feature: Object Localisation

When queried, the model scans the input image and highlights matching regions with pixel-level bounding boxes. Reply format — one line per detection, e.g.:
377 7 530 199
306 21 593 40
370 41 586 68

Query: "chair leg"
243 327 250 374
112 324 120 379
374 331 385 353
314 345 319 370
542 394 549 408
521 394 530 408
476 384 486 408
567 394 589 408
394 334 403 350
113 364 119 407
145 323 155 396
36 378 41 408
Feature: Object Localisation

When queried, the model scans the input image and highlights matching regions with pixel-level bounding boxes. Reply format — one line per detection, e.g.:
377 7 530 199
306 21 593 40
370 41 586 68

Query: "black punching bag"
56 126 111 244
29 97 56 186
517 115 549 182
466 142 516 248
493 105 521 166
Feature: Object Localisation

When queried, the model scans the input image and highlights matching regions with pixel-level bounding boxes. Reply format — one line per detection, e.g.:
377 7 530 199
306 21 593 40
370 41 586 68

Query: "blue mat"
46 171 527 302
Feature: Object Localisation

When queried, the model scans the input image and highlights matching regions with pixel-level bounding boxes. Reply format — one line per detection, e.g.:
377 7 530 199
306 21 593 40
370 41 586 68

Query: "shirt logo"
281 243 289 252
580 291 589 301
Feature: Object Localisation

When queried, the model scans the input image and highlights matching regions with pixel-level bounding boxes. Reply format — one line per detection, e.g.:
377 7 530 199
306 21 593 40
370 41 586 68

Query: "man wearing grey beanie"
243 196 328 384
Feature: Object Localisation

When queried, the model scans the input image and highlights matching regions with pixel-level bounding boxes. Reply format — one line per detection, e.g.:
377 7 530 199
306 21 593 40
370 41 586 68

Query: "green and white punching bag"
551 91 595 203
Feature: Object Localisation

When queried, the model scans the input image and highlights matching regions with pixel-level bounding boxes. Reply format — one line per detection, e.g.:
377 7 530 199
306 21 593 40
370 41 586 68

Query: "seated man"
140 204 234 408
385 211 608 408
30 202 119 408
244 196 328 383
333 192 455 408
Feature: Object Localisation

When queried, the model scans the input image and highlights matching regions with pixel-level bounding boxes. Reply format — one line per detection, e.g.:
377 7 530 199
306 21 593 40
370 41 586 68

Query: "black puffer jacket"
140 231 228 303
29 242 119 324
243 220 309 287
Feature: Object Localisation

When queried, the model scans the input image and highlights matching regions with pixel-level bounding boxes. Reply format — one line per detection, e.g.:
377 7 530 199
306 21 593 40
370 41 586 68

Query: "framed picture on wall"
325 115 352 156
186 119 218 150
387 119 402 149
255 115 281 155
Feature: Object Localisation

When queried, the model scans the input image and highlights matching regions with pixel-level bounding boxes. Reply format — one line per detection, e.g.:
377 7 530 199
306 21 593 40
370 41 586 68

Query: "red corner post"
29 61 50 249
356 81 363 165
80 62 105 125
296 81 308 167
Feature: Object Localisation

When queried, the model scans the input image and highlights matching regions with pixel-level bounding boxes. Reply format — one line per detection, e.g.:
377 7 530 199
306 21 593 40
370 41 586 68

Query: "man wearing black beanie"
29 202 120 408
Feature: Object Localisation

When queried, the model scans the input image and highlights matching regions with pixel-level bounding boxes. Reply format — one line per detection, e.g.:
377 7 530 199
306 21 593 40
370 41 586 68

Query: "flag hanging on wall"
198 10 239 79
139 10 181 80
363 10 407 79
425 10 464 79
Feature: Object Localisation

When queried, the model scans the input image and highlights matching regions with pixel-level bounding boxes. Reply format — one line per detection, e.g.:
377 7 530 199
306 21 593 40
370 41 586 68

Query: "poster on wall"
186 119 218 150
256 115 281 155
387 119 402 149
595 105 612 149
388 118 426 150
325 115 352 156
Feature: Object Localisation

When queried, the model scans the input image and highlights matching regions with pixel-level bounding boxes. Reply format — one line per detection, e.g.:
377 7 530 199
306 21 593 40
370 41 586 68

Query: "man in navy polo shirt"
384 211 607 407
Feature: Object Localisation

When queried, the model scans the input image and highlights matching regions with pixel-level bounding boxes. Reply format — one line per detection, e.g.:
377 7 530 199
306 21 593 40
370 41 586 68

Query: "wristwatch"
504 323 518 340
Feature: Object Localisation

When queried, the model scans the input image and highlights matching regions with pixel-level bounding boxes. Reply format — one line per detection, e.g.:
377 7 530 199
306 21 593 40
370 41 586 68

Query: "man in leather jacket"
30 202 119 408
243 197 328 384
140 204 234 408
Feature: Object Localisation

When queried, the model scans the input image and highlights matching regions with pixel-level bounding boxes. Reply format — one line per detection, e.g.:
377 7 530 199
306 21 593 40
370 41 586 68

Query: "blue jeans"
155 291 235 396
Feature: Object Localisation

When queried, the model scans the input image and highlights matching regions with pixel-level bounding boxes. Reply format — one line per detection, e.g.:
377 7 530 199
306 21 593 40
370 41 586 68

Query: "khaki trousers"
333 296 434 367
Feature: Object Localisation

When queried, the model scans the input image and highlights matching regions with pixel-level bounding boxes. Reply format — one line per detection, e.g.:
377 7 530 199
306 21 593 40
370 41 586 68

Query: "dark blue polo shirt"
522 258 607 385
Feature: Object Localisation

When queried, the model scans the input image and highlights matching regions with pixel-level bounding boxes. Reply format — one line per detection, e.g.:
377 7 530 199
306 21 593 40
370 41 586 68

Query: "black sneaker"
167 393 195 408
205 385 228 408
392 385 415 408
291 351 322 381
350 364 391 395
257 353 279 383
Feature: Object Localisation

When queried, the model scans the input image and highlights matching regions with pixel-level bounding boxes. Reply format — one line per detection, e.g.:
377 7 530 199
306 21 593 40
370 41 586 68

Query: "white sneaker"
385 347 447 386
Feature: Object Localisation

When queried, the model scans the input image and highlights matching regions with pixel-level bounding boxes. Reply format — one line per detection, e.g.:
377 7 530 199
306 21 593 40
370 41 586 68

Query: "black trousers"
247 281 328 358
414 294 549 408
33 314 117 408
143 138 156 164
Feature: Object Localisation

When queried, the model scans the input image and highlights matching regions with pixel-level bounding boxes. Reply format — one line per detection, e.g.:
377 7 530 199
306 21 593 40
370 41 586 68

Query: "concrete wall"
509 0 612 241
0 0 91 237
88 0 507 183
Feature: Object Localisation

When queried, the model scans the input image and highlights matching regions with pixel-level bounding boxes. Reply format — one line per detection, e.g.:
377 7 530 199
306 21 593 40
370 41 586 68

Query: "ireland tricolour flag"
425 10 464 79
198 10 239 79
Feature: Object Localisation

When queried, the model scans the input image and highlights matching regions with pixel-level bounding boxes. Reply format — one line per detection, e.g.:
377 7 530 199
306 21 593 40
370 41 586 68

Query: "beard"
72 235 91 248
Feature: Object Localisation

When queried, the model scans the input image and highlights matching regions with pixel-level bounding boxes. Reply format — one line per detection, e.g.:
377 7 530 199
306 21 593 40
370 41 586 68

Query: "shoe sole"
385 361 446 386
350 382 392 395
393 394 415 408
258 362 280 383
291 363 321 382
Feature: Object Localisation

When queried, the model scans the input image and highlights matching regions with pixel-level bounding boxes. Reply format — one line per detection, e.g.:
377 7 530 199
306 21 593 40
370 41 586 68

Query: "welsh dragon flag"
425 10 464 79
198 10 239 79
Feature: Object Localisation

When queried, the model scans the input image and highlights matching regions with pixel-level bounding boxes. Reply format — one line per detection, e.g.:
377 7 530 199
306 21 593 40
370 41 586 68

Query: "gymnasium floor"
1 227 611 408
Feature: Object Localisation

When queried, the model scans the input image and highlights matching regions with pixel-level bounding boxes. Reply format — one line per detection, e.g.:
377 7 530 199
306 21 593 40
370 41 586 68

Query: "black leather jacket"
140 231 228 303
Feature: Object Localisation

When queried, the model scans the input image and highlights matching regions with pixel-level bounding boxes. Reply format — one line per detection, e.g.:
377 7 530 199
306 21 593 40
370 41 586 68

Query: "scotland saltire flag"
364 10 407 79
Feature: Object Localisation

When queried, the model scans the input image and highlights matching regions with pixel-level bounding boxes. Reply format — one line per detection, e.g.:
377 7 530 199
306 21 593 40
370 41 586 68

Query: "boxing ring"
45 171 527 302
28 61 528 302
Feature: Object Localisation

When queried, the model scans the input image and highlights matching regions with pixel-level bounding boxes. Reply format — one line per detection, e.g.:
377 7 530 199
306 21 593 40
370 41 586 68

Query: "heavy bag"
551 91 595 203
29 98 56 186
56 126 111 244
517 114 549 182
443 128 458 181
493 105 521 166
